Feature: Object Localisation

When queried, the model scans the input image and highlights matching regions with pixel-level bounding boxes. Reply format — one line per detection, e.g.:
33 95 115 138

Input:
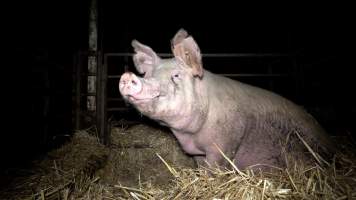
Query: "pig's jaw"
135 98 207 134
127 95 157 104
125 94 161 116
121 86 160 104
131 81 208 134
127 94 191 129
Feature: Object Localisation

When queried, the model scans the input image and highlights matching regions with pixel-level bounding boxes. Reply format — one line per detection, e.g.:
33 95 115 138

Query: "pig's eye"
171 72 180 84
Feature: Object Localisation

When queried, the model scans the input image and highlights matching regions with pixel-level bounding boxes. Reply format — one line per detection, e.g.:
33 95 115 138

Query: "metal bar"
103 52 291 115
220 74 288 77
96 51 103 143
107 107 132 111
108 75 121 79
86 72 97 76
107 73 288 79
104 53 289 58
75 53 81 130
96 51 109 145
102 52 109 145
81 92 96 96
107 98 124 101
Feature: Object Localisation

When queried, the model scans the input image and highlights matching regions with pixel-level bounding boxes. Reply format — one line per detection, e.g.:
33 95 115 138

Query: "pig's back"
206 71 335 156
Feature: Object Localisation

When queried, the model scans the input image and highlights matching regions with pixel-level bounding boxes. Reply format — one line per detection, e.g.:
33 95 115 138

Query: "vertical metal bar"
96 51 102 141
75 52 81 130
103 53 109 145
97 52 109 145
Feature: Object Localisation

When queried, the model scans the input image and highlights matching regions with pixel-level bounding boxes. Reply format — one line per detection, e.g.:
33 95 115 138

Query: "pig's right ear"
131 40 160 77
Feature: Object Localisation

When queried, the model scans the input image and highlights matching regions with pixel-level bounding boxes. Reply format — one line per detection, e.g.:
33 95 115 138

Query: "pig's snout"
119 72 143 96
119 72 161 102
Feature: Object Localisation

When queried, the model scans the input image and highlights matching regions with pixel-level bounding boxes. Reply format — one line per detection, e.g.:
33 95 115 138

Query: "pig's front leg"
193 155 207 167
206 147 235 169
194 144 238 170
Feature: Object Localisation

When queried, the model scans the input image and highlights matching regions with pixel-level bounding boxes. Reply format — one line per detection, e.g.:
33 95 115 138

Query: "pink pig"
119 29 335 170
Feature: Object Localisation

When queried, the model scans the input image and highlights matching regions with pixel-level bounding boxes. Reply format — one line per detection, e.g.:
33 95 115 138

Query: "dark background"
2 1 354 175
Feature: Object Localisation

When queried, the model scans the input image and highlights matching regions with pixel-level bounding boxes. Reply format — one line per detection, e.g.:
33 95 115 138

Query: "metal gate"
73 52 297 145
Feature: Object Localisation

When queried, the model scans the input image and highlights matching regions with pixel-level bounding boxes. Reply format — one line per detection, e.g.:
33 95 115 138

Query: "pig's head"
119 29 206 129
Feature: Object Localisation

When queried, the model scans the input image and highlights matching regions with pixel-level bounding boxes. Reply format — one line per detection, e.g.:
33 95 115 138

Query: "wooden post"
88 0 109 144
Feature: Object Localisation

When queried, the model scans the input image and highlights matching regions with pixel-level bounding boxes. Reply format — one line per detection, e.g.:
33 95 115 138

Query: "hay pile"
0 127 110 200
96 124 196 187
0 124 355 200
0 124 194 200
152 154 356 199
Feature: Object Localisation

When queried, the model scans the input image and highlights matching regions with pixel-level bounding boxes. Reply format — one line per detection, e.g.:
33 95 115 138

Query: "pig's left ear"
132 40 160 77
171 29 203 78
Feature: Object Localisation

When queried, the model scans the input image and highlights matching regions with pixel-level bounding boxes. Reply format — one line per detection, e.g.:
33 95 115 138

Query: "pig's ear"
132 40 160 76
171 29 203 78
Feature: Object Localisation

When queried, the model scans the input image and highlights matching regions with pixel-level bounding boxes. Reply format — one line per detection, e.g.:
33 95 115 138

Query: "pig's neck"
168 71 211 134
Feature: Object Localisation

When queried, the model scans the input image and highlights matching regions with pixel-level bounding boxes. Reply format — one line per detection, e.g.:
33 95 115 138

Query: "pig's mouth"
125 89 162 105
127 95 158 104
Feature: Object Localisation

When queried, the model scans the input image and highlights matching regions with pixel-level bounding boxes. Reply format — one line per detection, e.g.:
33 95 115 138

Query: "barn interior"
2 1 355 199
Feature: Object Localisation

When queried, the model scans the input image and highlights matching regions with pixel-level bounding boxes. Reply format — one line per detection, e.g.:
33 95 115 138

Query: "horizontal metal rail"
107 73 288 79
101 52 292 112
107 98 124 101
107 107 132 111
219 73 288 77
105 53 289 58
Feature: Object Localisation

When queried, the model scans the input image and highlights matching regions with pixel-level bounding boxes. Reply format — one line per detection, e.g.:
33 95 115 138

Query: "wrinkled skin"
119 29 335 171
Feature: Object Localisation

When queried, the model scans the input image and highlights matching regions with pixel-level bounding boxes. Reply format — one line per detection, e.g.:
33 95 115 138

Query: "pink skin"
119 29 335 171
119 58 205 131
119 73 143 101
119 72 160 104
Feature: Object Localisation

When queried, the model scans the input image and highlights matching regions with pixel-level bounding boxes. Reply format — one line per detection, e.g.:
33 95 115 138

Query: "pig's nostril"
131 80 137 85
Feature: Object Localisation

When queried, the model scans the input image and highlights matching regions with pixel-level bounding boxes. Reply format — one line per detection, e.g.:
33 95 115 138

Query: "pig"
119 29 335 171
